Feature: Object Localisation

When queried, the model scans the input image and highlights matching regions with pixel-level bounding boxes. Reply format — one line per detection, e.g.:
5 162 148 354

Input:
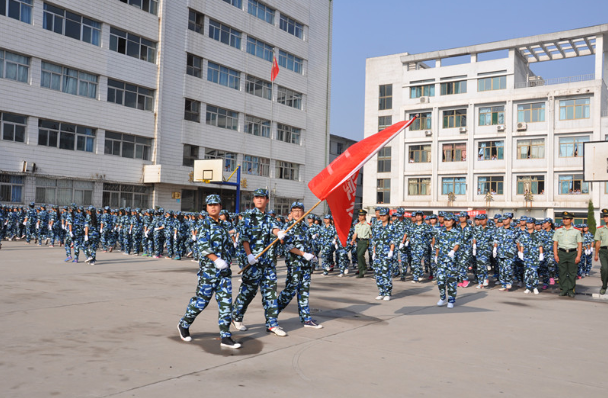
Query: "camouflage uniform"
581 227 594 276
372 209 396 297
36 207 49 245
516 226 542 290
83 209 100 264
24 204 37 243
472 215 493 286
320 218 336 274
456 214 474 284
495 220 518 288
435 216 462 303
405 213 432 282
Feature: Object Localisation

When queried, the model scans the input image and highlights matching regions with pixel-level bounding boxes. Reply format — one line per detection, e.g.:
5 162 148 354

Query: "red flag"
308 118 416 245
271 56 279 81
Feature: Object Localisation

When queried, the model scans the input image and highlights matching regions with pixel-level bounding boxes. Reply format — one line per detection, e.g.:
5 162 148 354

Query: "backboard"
193 159 223 182
583 141 608 182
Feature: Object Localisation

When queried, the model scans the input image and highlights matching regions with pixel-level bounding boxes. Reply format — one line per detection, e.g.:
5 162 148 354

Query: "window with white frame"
186 53 202 78
102 183 151 208
276 123 301 144
245 115 270 137
38 119 95 152
277 86 302 109
209 19 242 49
1 0 32 24
104 131 152 160
478 176 503 195
278 50 303 74
275 197 301 215
43 3 101 46
478 140 504 160
517 102 545 123
1 111 27 143
109 27 156 63
479 106 504 126
246 37 274 62
275 161 300 181
442 143 466 162
245 75 271 100
409 112 431 131
408 177 430 196
36 178 94 206
442 177 466 195
184 99 200 122
280 14 303 39
377 179 390 203
379 84 392 110
0 174 24 203
107 79 154 111
559 98 590 120
440 80 466 95
516 138 545 159
118 0 158 15
248 0 274 24
478 75 506 91
223 0 242 9
205 149 237 172
377 147 391 172
41 61 97 99
517 176 545 195
408 144 431 163
410 84 435 98
206 105 238 130
558 174 589 195
207 61 240 90
559 136 589 157
378 115 392 131
243 154 270 176
182 144 199 167
188 9 204 33
443 109 466 128
0 49 29 83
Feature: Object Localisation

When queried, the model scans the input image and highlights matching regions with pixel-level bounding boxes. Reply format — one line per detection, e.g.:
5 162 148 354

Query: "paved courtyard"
1 240 607 398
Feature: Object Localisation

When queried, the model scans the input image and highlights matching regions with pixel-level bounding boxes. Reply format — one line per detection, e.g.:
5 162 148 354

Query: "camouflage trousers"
498 256 515 286
153 232 164 256
180 265 233 337
49 227 63 246
83 233 100 261
579 253 593 276
476 251 491 283
36 226 48 244
25 222 36 243
232 263 279 329
373 256 393 296
100 229 114 250
277 258 313 323
524 261 539 289
335 247 350 274
410 245 427 281
457 248 472 282
66 233 83 258
436 257 458 303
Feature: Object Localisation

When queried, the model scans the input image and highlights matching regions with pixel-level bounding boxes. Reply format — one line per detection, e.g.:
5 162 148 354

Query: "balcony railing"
515 73 596 89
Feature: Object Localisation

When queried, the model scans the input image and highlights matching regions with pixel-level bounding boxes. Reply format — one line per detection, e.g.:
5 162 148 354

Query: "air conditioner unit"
21 161 36 173
516 122 527 131
424 130 432 137
497 125 506 132
419 96 429 104
459 127 467 134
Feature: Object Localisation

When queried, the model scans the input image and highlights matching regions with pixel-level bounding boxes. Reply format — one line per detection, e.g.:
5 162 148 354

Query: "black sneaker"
177 323 191 342
220 336 241 349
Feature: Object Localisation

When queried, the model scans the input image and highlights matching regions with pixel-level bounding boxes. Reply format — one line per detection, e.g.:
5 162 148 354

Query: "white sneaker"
447 303 454 309
483 279 489 287
84 257 93 263
344 268 349 275
338 273 343 277
375 295 384 300
437 299 447 307
267 326 287 337
232 321 247 331
524 289 531 294
533 288 539 295
383 296 390 301
476 284 482 289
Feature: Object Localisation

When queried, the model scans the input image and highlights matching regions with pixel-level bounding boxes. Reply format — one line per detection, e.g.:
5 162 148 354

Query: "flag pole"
238 199 323 274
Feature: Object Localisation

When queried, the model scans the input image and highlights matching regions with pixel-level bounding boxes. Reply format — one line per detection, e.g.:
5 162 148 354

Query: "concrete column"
504 99 513 205
431 106 439 204
594 34 607 86
471 53 477 63
546 94 555 203
436 59 441 67
467 102 475 205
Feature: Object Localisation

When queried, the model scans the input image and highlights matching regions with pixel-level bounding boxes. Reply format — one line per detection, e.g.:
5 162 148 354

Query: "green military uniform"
553 212 582 297
595 209 608 294
353 210 372 277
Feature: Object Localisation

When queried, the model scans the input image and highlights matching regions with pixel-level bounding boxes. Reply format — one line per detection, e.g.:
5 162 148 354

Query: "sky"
329 0 608 141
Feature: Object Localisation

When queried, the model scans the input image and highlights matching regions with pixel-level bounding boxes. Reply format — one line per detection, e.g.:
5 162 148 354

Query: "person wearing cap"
320 214 337 275
372 207 395 300
36 204 49 246
553 212 582 297
579 224 594 279
434 213 461 308
472 214 492 288
177 194 241 349
539 218 556 287
516 218 544 294
455 211 473 288
277 202 323 329
400 211 431 283
594 209 608 295
306 215 321 267
232 188 288 337
494 213 518 291
152 209 166 258
83 207 100 265
23 202 37 244
351 209 372 277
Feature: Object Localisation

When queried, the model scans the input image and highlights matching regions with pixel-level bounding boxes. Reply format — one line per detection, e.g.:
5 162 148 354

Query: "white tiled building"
363 24 608 223
0 0 332 214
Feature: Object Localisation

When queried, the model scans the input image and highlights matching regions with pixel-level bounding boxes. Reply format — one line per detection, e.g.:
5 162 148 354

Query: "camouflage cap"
475 214 487 220
458 211 468 218
253 188 269 198
503 212 514 219
324 214 333 220
206 194 221 205
493 213 502 219
378 207 389 216
290 201 304 211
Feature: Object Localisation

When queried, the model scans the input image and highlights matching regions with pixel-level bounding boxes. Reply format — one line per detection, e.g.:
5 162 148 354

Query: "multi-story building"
363 24 608 223
0 0 332 214
329 133 363 211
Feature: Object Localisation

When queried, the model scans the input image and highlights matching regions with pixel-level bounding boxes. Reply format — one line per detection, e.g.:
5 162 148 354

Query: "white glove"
399 242 404 249
372 253 376 261
145 231 149 238
472 247 477 256
192 236 196 241
448 250 455 259
233 241 238 248
518 252 524 260
48 225 52 230
36 224 39 230
334 243 339 250
214 258 229 270
61 225 65 230
493 247 497 258
584 249 588 255
434 255 438 264
154 227 160 231
70 232 73 238
302 252 315 261
22 221 27 225
247 253 258 265
85 235 89 242
387 250 393 259
332 239 336 245
99 227 103 233
312 234 318 239
277 230 287 240
405 241 410 247
539 253 544 261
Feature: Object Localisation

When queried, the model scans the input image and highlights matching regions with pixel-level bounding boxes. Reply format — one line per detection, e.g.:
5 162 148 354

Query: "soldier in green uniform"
594 209 608 295
552 211 582 298
351 209 371 278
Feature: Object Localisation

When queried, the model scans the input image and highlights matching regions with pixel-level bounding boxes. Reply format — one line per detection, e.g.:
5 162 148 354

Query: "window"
186 53 202 78
479 106 504 126
276 161 300 181
278 50 303 74
104 132 151 160
206 149 237 172
275 197 301 215
276 123 301 144
41 61 97 99
1 111 26 143
518 103 545 123
109 27 156 63
0 174 23 203
246 37 274 62
36 178 94 206
245 115 270 137
280 14 303 39
442 143 466 162
378 116 392 132
442 177 466 195
478 76 506 91
184 99 201 122
248 0 274 24
559 98 590 120
517 139 545 159
245 75 271 100
376 147 391 172
207 61 240 90
443 109 466 128
559 174 589 195
243 155 270 176
409 112 432 131
209 19 242 49
335 142 344 155
559 136 589 157
188 9 204 33
410 84 435 98
377 179 390 204
0 49 29 83
38 119 95 152
223 0 242 9
277 86 302 109
0 0 32 24
206 105 238 130
107 79 154 111
182 144 199 167
478 176 503 195
408 144 431 163
517 176 545 195
119 0 158 15
408 178 430 196
43 4 100 46
379 84 392 110
440 80 466 95
102 183 150 208
478 141 504 160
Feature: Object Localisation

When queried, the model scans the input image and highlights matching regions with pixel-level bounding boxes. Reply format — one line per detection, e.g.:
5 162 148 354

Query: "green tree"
587 199 597 235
